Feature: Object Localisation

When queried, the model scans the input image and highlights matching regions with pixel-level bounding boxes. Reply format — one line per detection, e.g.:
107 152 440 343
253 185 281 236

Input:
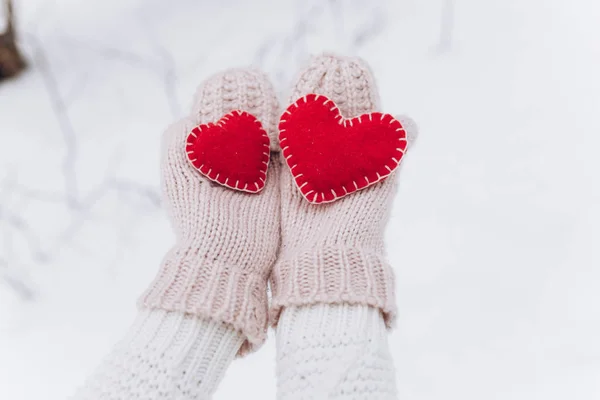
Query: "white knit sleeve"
276 304 398 400
72 309 244 400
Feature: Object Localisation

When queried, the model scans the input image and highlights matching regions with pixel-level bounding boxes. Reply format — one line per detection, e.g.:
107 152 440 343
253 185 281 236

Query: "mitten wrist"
269 245 396 328
139 245 269 354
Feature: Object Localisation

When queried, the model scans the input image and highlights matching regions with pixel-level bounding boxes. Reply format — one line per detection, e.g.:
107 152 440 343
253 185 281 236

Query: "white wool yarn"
276 304 397 400
71 310 244 400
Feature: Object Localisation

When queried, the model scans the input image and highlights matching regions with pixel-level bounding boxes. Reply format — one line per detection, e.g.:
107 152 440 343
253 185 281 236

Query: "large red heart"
186 110 270 193
279 94 407 204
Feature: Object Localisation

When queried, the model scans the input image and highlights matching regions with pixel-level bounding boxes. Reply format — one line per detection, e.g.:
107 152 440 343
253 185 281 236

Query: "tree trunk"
0 0 26 80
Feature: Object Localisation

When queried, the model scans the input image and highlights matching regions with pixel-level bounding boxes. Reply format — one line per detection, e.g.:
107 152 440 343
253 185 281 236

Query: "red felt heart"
186 110 270 193
279 94 407 204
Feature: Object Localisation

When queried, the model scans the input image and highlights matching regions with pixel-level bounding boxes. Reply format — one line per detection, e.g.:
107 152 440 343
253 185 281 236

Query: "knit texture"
139 69 281 354
72 309 244 400
270 54 415 327
276 304 397 400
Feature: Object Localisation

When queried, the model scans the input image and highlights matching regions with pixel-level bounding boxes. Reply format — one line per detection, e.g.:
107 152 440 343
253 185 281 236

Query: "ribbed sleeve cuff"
138 248 269 356
269 246 396 329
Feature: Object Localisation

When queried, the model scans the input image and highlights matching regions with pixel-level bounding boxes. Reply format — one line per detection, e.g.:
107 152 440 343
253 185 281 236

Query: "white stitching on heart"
185 110 270 193
278 93 407 204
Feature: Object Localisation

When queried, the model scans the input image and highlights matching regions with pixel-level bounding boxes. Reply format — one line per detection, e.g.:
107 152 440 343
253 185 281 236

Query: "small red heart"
279 94 407 204
186 110 270 193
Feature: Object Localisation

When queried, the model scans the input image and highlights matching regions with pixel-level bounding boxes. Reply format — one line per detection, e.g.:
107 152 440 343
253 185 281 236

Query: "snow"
1 0 599 399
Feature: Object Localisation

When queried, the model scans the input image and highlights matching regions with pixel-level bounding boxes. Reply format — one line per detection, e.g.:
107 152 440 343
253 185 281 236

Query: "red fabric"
279 94 407 204
186 110 270 193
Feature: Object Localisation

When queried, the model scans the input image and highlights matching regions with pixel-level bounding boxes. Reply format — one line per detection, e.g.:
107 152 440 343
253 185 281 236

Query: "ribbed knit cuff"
139 247 268 355
269 246 396 329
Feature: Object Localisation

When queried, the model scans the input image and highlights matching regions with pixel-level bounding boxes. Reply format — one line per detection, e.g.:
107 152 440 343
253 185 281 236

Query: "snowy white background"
1 0 599 399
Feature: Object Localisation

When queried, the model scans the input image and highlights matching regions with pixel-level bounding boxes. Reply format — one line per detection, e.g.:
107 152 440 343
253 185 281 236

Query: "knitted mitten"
73 68 281 400
270 53 416 326
140 68 281 354
271 54 416 399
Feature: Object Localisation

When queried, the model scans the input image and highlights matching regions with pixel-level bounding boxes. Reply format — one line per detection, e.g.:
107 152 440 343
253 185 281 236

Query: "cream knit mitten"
271 54 416 399
140 68 281 353
73 68 281 399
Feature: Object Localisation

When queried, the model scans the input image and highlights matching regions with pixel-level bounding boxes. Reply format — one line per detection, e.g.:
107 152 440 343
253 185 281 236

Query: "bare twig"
0 13 166 300
34 41 80 207
4 0 13 35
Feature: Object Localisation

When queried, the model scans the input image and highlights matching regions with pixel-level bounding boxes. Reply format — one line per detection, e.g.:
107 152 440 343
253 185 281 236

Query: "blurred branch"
436 0 455 54
0 6 169 300
33 38 80 207
0 0 27 80
1 259 36 301
4 0 13 34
